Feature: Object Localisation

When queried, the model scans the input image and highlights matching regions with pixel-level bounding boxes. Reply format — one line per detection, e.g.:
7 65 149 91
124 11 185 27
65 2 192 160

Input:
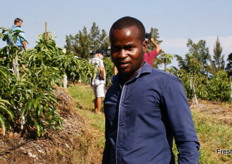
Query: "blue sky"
1 0 231 66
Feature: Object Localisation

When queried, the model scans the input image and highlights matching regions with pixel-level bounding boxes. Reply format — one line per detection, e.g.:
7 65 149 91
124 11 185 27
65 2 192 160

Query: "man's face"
99 53 104 59
16 21 23 27
110 26 146 79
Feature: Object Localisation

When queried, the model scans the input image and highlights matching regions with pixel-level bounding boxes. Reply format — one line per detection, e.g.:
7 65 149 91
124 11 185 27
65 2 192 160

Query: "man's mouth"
118 62 129 69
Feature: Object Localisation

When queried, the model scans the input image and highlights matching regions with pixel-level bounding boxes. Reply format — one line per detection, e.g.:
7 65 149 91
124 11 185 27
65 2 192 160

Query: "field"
0 83 231 164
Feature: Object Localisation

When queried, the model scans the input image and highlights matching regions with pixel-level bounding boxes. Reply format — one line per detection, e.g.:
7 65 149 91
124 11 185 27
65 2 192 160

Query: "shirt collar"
135 62 152 78
112 62 152 83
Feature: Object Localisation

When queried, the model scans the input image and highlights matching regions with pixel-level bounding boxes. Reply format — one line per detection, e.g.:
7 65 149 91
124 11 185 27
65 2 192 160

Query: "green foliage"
173 39 230 102
212 37 225 69
103 57 114 86
65 22 110 58
0 30 63 136
225 53 232 76
188 39 211 74
206 71 230 101
173 68 230 102
207 37 225 75
0 98 14 135
57 52 95 83
0 26 100 136
146 28 162 52
0 66 15 135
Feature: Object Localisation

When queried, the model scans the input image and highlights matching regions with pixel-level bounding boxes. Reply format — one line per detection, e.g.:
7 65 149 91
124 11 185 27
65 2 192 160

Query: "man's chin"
118 70 135 78
118 68 130 74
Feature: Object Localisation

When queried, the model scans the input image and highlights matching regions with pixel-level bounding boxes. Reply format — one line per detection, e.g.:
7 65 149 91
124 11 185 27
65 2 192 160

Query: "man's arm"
22 40 27 50
163 77 200 163
150 38 161 54
99 66 106 80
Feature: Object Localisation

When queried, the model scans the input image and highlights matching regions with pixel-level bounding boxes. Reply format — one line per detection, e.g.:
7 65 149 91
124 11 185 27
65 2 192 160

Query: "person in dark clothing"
103 16 200 164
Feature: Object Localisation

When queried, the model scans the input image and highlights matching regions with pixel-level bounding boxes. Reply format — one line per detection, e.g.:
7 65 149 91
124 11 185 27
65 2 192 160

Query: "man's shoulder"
89 57 104 67
149 68 179 82
11 25 22 31
90 57 101 63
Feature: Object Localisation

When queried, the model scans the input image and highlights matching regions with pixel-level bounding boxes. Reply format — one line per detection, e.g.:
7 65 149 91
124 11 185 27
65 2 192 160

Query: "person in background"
113 33 161 75
8 18 27 51
89 49 106 113
103 16 200 164
144 33 161 66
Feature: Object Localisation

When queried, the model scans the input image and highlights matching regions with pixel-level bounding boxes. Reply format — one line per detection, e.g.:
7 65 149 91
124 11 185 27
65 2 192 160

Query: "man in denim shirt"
103 16 200 164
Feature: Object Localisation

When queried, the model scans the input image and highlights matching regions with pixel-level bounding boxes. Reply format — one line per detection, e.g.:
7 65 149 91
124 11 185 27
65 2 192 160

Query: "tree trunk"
190 77 199 105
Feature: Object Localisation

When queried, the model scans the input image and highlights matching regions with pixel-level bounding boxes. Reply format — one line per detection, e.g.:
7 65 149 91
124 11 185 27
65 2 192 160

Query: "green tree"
174 39 212 103
176 39 211 75
225 53 232 77
206 70 230 101
208 37 225 74
146 28 162 52
65 22 109 58
187 39 211 74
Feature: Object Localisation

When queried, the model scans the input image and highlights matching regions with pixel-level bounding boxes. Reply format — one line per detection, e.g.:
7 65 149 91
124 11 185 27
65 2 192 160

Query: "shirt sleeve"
99 59 104 68
19 31 26 41
102 116 111 164
162 77 200 164
148 49 158 59
144 50 158 66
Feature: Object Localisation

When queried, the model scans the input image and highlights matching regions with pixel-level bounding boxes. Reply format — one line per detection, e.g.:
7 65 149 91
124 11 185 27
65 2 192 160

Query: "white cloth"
93 84 105 97
89 57 105 86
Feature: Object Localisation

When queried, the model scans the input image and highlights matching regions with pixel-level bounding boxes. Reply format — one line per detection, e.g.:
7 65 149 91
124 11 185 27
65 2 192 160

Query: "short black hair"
14 18 23 24
109 16 146 43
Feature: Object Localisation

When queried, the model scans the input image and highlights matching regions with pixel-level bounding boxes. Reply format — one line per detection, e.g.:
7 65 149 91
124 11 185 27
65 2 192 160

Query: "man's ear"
142 40 147 53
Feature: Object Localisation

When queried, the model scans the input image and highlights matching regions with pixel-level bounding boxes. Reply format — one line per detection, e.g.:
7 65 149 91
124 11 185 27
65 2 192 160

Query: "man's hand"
150 38 161 54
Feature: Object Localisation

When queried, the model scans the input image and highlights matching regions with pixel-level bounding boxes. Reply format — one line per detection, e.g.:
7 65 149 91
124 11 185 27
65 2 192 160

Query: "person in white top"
89 49 106 113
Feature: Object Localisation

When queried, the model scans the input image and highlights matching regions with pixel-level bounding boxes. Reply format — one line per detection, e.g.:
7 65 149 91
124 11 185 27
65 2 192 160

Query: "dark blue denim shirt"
103 63 200 164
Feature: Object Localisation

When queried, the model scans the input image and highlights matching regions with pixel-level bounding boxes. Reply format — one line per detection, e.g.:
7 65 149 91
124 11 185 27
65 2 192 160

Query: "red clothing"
144 49 158 66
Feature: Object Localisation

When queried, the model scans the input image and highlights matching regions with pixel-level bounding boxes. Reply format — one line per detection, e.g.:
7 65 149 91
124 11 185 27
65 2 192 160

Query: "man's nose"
118 49 127 58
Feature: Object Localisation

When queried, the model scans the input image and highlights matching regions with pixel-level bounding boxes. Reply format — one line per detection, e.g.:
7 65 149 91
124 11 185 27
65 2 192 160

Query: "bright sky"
1 0 231 66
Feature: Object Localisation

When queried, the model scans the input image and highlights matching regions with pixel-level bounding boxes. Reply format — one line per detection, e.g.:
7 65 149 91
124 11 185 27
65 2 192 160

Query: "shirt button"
119 122 123 126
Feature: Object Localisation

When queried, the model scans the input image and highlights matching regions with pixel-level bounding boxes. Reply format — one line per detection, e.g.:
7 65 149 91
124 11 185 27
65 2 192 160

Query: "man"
144 34 161 66
8 18 27 51
89 49 106 113
113 34 161 75
103 16 200 164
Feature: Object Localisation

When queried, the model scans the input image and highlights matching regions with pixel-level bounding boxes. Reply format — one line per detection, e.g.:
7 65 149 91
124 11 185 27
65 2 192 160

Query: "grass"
67 83 105 145
192 112 232 163
68 83 232 164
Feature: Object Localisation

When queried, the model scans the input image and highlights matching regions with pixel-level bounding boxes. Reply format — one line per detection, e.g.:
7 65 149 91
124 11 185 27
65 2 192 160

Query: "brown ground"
190 100 232 126
0 87 103 164
0 88 231 164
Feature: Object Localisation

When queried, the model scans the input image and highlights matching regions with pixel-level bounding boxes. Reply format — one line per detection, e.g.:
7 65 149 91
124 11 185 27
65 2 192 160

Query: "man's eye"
111 46 120 52
125 45 133 50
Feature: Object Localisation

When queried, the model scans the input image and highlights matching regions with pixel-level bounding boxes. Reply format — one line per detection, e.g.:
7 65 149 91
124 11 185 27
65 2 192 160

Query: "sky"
0 0 231 67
